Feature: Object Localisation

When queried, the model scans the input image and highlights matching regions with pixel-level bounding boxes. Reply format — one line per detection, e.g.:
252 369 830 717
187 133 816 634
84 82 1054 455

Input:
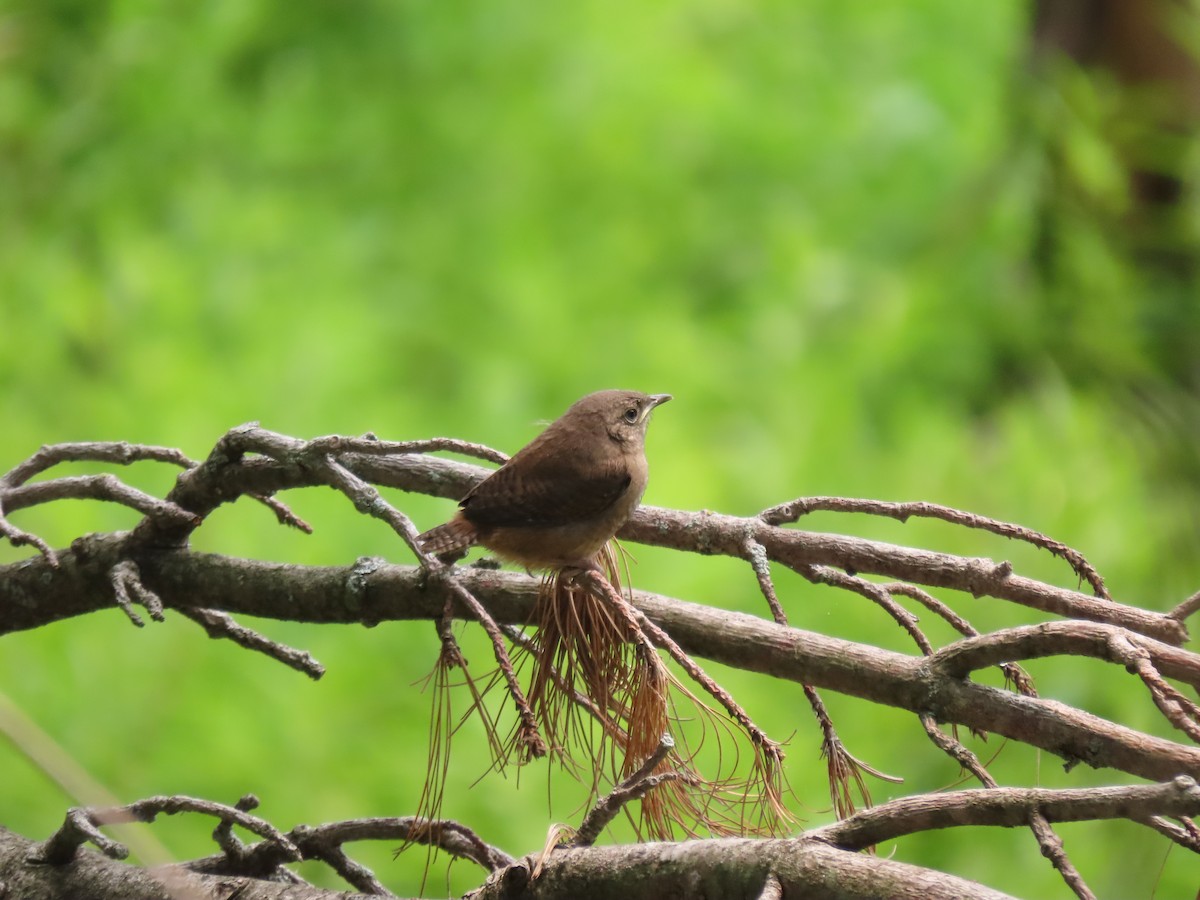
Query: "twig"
745 537 888 817
297 817 512 874
1027 809 1095 900
800 564 935 656
32 796 300 866
1136 814 1200 852
805 684 901 821
178 607 326 680
250 493 313 533
316 454 428 558
435 570 546 759
311 447 527 754
1106 633 1200 742
886 582 976 638
920 713 995 787
760 495 1110 599
306 840 391 895
109 560 164 627
1169 589 1200 622
212 794 261 857
3 441 197 486
889 583 1038 696
1 475 200 569
307 434 510 466
6 475 200 527
573 735 680 846
742 536 787 624
0 440 308 631
0 510 58 565
48 794 512 894
120 424 322 549
314 457 538 750
299 813 510 893
0 442 194 565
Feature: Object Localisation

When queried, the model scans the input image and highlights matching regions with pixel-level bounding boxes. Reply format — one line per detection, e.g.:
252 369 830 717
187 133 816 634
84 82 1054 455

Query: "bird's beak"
648 394 672 408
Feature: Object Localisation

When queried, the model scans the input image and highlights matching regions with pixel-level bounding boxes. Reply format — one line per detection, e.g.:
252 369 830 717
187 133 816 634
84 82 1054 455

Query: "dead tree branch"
3 547 1199 782
3 427 1200 899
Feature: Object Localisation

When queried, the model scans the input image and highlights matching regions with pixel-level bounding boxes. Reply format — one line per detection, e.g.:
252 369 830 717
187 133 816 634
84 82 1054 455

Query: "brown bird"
417 390 671 571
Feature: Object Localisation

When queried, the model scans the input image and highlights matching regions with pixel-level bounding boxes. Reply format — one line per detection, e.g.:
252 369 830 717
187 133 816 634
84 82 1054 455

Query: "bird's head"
568 390 672 446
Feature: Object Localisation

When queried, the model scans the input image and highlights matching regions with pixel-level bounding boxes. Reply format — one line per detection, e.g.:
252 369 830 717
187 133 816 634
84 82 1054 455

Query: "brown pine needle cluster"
399 613 507 878
415 542 793 845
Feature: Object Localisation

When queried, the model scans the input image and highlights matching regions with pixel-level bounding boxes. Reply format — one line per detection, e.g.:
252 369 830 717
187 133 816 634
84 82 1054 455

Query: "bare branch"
431 568 547 759
250 493 313 533
0 512 58 565
886 581 976 637
1027 810 1094 900
1107 633 1200 742
4 426 1200 899
5 547 1199 783
32 796 300 866
102 447 1182 643
760 495 1109 599
742 536 787 624
306 434 510 466
920 713 996 787
3 441 197 487
178 607 326 680
744 537 889 820
212 793 262 856
1 475 199 567
930 621 1200 692
812 777 1200 849
1136 814 1200 852
805 683 901 821
145 425 546 756
469 837 1023 900
799 564 935 655
0 442 197 566
5 475 200 526
295 817 513 888
1169 589 1200 622
620 504 1183 644
312 457 541 754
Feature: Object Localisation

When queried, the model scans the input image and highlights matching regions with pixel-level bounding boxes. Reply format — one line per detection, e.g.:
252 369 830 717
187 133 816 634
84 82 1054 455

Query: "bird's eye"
623 407 639 424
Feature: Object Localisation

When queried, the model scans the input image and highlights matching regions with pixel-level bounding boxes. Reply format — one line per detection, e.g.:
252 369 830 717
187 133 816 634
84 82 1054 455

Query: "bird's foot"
559 559 606 585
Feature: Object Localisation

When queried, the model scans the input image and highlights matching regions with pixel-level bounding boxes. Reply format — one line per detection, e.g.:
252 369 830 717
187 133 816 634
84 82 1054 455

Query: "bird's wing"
459 452 631 529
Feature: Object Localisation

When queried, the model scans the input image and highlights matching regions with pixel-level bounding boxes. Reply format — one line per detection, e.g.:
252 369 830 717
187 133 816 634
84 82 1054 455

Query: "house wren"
417 390 671 571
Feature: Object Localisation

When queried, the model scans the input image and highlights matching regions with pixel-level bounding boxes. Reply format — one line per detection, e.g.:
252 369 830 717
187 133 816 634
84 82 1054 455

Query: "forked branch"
3 426 1200 900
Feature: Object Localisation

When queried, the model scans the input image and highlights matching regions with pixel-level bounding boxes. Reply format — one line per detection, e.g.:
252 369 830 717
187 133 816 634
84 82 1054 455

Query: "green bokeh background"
2 2 1199 896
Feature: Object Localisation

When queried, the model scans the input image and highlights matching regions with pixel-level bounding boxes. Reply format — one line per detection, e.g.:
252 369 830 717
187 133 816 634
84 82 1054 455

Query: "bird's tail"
417 516 477 557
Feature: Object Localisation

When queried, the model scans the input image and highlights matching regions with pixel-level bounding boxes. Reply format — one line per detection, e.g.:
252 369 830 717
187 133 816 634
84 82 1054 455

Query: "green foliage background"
2 2 1199 896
